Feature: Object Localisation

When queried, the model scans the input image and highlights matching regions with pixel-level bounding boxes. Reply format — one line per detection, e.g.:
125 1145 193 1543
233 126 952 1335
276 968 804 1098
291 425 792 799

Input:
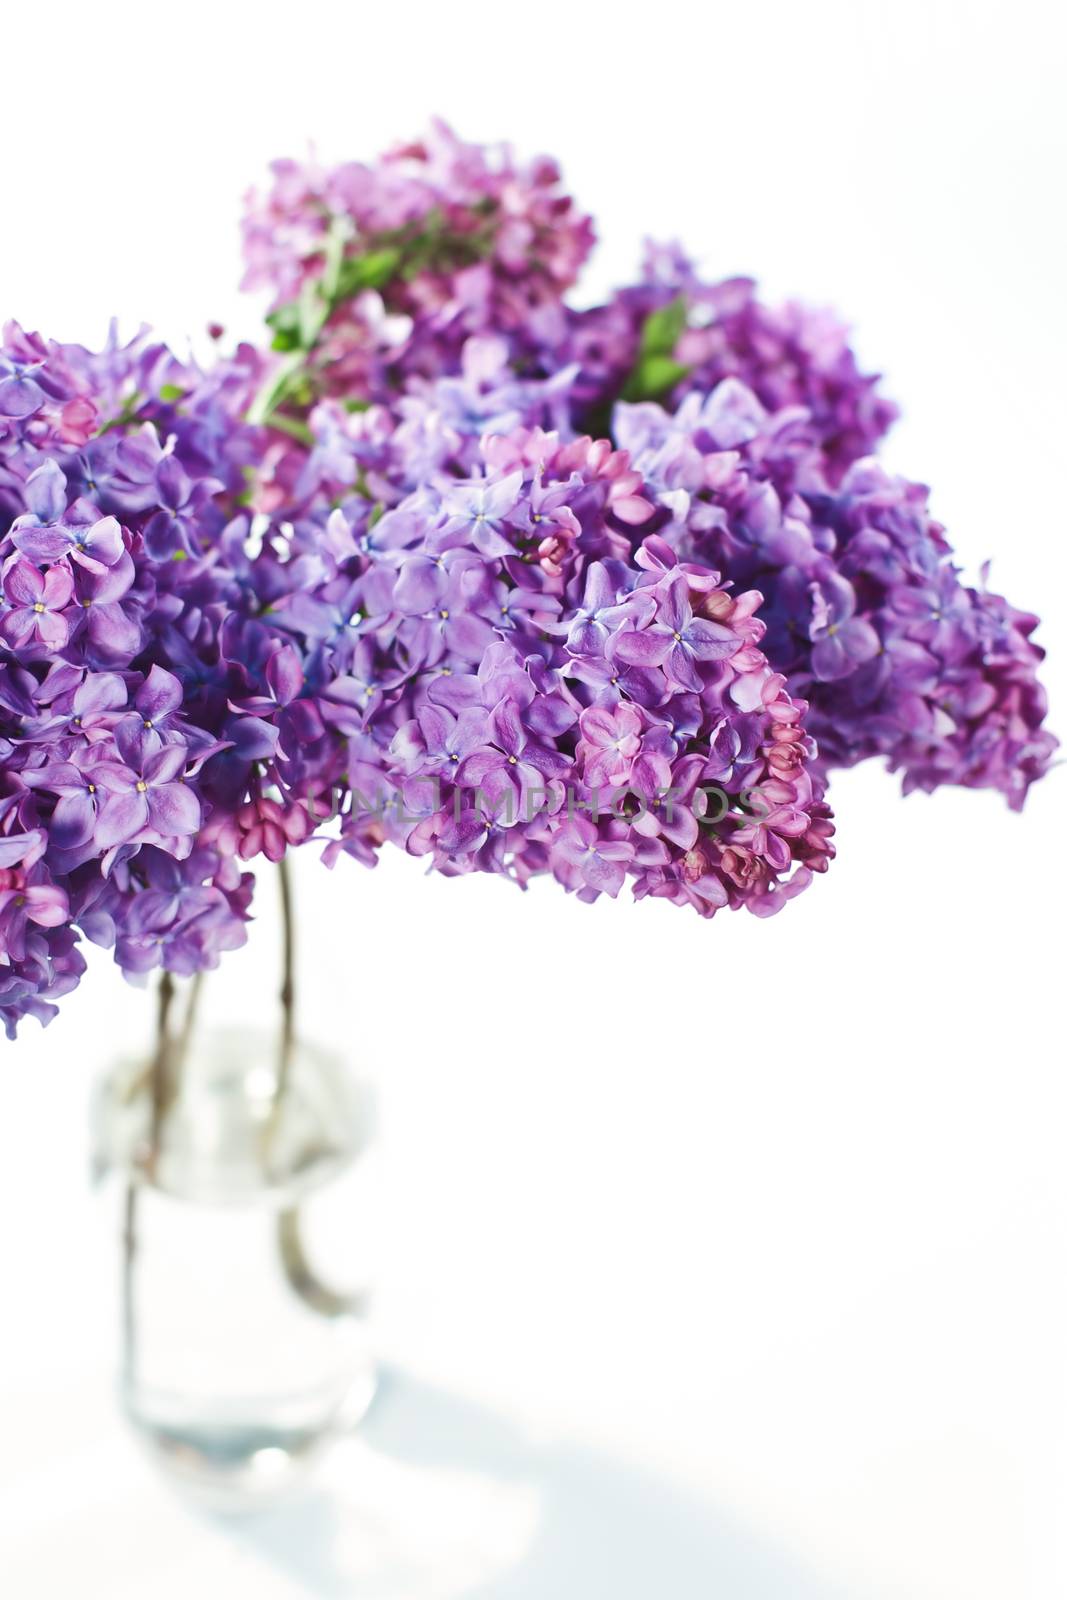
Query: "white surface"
1 3 1066 1596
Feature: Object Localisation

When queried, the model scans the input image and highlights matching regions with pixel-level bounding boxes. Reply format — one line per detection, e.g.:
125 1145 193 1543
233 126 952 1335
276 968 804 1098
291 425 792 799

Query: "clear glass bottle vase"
93 1004 377 1509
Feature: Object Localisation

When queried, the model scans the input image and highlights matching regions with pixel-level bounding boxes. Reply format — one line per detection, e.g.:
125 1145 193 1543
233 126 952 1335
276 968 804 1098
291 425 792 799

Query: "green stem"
176 971 204 1070
246 352 304 428
122 969 176 1395
276 854 296 1109
277 1207 366 1320
148 971 176 1177
269 856 364 1321
123 874 360 1363
262 411 313 446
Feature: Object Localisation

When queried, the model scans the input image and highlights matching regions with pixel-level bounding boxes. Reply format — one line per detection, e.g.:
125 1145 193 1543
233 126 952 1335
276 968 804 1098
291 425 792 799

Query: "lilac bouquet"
0 122 1055 1037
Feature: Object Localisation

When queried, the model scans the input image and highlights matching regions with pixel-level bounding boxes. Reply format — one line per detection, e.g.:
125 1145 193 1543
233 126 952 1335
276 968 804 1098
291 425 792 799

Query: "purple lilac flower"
1 558 73 651
808 573 881 681
616 382 1057 807
0 324 265 1034
610 574 740 691
0 122 1055 1037
275 419 832 918
241 120 594 402
560 253 897 481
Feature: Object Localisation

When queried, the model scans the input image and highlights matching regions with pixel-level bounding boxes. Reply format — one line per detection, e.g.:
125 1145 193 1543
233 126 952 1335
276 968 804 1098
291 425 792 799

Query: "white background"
1 2 1066 1595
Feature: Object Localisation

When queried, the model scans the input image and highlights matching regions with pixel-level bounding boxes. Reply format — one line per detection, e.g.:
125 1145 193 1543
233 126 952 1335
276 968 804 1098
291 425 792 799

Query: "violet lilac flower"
616 383 1057 807
0 122 1055 1037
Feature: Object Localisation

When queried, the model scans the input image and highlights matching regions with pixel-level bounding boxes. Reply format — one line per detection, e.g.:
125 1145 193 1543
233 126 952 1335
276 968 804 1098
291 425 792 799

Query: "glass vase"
93 1006 377 1509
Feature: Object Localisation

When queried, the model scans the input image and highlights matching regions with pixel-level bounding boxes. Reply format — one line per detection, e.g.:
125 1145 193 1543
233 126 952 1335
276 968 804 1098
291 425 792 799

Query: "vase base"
124 1368 378 1512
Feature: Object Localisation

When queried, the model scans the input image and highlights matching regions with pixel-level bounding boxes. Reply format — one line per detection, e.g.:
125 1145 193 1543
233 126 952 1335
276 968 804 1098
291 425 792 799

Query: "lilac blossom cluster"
563 246 899 483
242 119 595 403
0 124 1054 1035
271 413 834 915
614 384 1056 808
0 320 830 1037
0 324 269 1033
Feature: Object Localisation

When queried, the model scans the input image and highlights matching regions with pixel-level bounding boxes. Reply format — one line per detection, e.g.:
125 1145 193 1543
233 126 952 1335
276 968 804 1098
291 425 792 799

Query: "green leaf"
620 353 691 402
94 389 143 435
638 296 688 358
333 247 403 302
159 383 185 403
614 297 691 402
266 303 303 353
